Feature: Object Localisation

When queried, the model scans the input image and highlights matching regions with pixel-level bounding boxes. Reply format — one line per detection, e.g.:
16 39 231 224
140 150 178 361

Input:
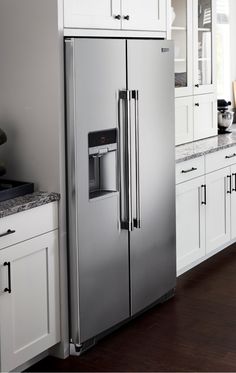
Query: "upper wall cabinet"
121 0 166 31
64 0 121 29
193 0 216 95
169 0 216 97
64 0 167 32
170 0 193 97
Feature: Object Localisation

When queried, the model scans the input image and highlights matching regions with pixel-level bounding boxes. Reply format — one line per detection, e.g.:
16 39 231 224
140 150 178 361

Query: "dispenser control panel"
88 129 117 148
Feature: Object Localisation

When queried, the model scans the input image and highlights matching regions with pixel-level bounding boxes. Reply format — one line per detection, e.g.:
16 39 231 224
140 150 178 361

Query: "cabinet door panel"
122 0 166 31
171 0 193 97
175 96 194 145
0 232 60 373
194 94 217 141
231 165 236 239
193 0 216 94
205 168 231 254
64 0 121 29
176 177 205 272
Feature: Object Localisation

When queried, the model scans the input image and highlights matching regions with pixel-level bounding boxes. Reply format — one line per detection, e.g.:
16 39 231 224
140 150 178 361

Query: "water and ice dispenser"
88 129 118 200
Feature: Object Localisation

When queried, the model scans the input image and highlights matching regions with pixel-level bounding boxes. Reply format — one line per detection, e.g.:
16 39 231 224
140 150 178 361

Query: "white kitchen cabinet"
0 230 60 373
170 0 216 96
64 0 167 32
194 93 217 141
193 0 216 95
169 0 217 145
170 0 193 97
175 93 217 145
176 149 236 274
121 0 166 31
175 96 194 145
205 167 231 254
64 0 121 29
176 176 206 271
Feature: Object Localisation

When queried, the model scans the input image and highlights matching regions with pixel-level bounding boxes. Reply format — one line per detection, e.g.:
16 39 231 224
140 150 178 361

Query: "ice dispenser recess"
88 129 118 200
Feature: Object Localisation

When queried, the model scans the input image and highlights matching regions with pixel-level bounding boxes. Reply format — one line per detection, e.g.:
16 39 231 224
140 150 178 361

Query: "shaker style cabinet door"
175 96 194 145
194 93 217 141
0 232 60 373
121 0 166 31
205 168 231 254
176 176 206 272
230 164 236 240
64 0 121 29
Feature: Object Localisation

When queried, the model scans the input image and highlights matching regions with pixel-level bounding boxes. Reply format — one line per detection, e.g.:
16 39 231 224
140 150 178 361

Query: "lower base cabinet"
176 156 236 273
0 230 60 372
176 176 205 270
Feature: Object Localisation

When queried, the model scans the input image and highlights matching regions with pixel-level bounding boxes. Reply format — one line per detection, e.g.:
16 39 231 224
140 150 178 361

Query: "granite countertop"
176 125 236 163
0 191 60 219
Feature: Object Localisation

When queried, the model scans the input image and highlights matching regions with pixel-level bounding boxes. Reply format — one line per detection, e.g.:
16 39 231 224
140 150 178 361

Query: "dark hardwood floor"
27 244 236 372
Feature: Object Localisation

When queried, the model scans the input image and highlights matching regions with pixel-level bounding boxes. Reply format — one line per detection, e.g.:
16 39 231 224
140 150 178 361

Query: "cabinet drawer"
176 157 205 184
0 202 58 251
205 147 236 174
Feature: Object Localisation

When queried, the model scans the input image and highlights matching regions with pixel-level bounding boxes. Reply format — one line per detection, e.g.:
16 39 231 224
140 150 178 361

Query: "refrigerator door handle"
132 90 141 229
119 90 134 232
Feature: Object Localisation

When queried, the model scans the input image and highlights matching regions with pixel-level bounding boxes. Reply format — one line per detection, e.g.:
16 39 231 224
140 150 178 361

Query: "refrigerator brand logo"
161 48 170 53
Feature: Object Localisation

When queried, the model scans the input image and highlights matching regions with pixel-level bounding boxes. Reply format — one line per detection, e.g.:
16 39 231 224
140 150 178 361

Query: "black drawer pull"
225 154 236 159
0 229 16 238
201 185 207 205
4 262 11 294
227 175 232 194
233 173 236 192
181 167 197 174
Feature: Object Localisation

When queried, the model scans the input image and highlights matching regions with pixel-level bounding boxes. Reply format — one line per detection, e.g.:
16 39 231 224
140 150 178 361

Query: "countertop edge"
176 130 236 164
0 192 60 219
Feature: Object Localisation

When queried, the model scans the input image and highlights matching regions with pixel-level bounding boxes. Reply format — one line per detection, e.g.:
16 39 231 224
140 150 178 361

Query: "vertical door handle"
118 90 133 232
3 262 11 294
233 173 236 192
131 90 141 229
227 175 232 194
201 185 207 205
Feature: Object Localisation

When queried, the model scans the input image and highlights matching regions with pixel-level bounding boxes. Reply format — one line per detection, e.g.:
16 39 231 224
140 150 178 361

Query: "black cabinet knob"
124 15 130 20
114 15 121 20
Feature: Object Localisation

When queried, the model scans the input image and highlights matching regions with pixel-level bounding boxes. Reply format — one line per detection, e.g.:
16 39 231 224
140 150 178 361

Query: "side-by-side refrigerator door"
65 38 130 346
127 40 176 316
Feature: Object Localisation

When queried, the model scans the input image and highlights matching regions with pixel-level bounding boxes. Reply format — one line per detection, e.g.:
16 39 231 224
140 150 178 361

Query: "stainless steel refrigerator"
65 38 176 354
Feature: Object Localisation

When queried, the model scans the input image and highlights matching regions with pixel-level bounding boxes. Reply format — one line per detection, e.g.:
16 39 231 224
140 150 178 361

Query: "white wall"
0 0 61 192
0 0 69 359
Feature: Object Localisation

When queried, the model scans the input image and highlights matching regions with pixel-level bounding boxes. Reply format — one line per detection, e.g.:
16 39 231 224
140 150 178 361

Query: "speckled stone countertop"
0 192 60 219
176 125 236 163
